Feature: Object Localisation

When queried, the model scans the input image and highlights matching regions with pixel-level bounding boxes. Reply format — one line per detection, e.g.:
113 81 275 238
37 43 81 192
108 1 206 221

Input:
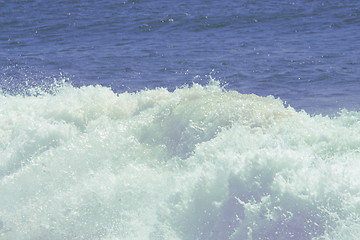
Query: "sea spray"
0 83 359 240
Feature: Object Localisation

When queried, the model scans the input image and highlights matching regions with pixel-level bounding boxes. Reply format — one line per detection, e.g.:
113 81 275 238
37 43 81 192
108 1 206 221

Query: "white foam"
0 83 359 239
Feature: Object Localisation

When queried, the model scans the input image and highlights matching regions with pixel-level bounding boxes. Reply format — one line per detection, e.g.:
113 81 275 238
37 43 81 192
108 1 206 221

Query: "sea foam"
0 83 359 240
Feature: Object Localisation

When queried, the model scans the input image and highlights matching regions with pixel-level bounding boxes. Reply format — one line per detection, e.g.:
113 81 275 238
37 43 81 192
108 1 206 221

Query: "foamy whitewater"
0 82 360 240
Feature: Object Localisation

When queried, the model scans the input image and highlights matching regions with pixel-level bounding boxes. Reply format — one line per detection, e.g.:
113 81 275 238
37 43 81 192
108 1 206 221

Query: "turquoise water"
1 1 360 239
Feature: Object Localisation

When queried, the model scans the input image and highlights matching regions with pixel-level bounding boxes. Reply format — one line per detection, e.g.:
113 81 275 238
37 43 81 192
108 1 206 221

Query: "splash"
0 82 359 240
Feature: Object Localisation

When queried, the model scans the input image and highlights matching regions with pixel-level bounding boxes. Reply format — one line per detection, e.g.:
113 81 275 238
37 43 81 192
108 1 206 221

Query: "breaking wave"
0 82 359 239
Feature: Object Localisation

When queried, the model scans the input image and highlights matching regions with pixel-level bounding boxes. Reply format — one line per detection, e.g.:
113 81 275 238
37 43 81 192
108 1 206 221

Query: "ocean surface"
0 1 360 239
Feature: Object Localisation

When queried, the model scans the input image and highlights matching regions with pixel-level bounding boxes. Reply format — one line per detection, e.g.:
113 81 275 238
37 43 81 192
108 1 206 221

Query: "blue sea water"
1 0 360 113
1 1 360 240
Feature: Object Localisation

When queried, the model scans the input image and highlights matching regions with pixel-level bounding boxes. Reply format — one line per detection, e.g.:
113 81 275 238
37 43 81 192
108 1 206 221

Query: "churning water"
1 0 360 239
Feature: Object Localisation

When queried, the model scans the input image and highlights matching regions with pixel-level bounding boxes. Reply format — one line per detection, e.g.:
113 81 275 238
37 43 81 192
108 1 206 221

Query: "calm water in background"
1 0 359 113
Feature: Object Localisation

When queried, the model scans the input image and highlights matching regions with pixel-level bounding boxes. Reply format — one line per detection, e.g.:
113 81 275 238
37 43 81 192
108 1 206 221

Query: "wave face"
0 83 359 240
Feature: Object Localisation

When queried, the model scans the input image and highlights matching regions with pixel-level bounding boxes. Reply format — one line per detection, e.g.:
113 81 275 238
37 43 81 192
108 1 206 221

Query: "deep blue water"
1 0 360 113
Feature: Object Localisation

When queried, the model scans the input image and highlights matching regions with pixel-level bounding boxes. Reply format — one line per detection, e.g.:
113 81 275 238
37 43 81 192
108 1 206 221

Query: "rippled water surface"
1 0 360 112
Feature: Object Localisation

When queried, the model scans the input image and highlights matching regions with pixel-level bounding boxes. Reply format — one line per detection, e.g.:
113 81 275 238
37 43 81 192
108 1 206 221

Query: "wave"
0 82 359 240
